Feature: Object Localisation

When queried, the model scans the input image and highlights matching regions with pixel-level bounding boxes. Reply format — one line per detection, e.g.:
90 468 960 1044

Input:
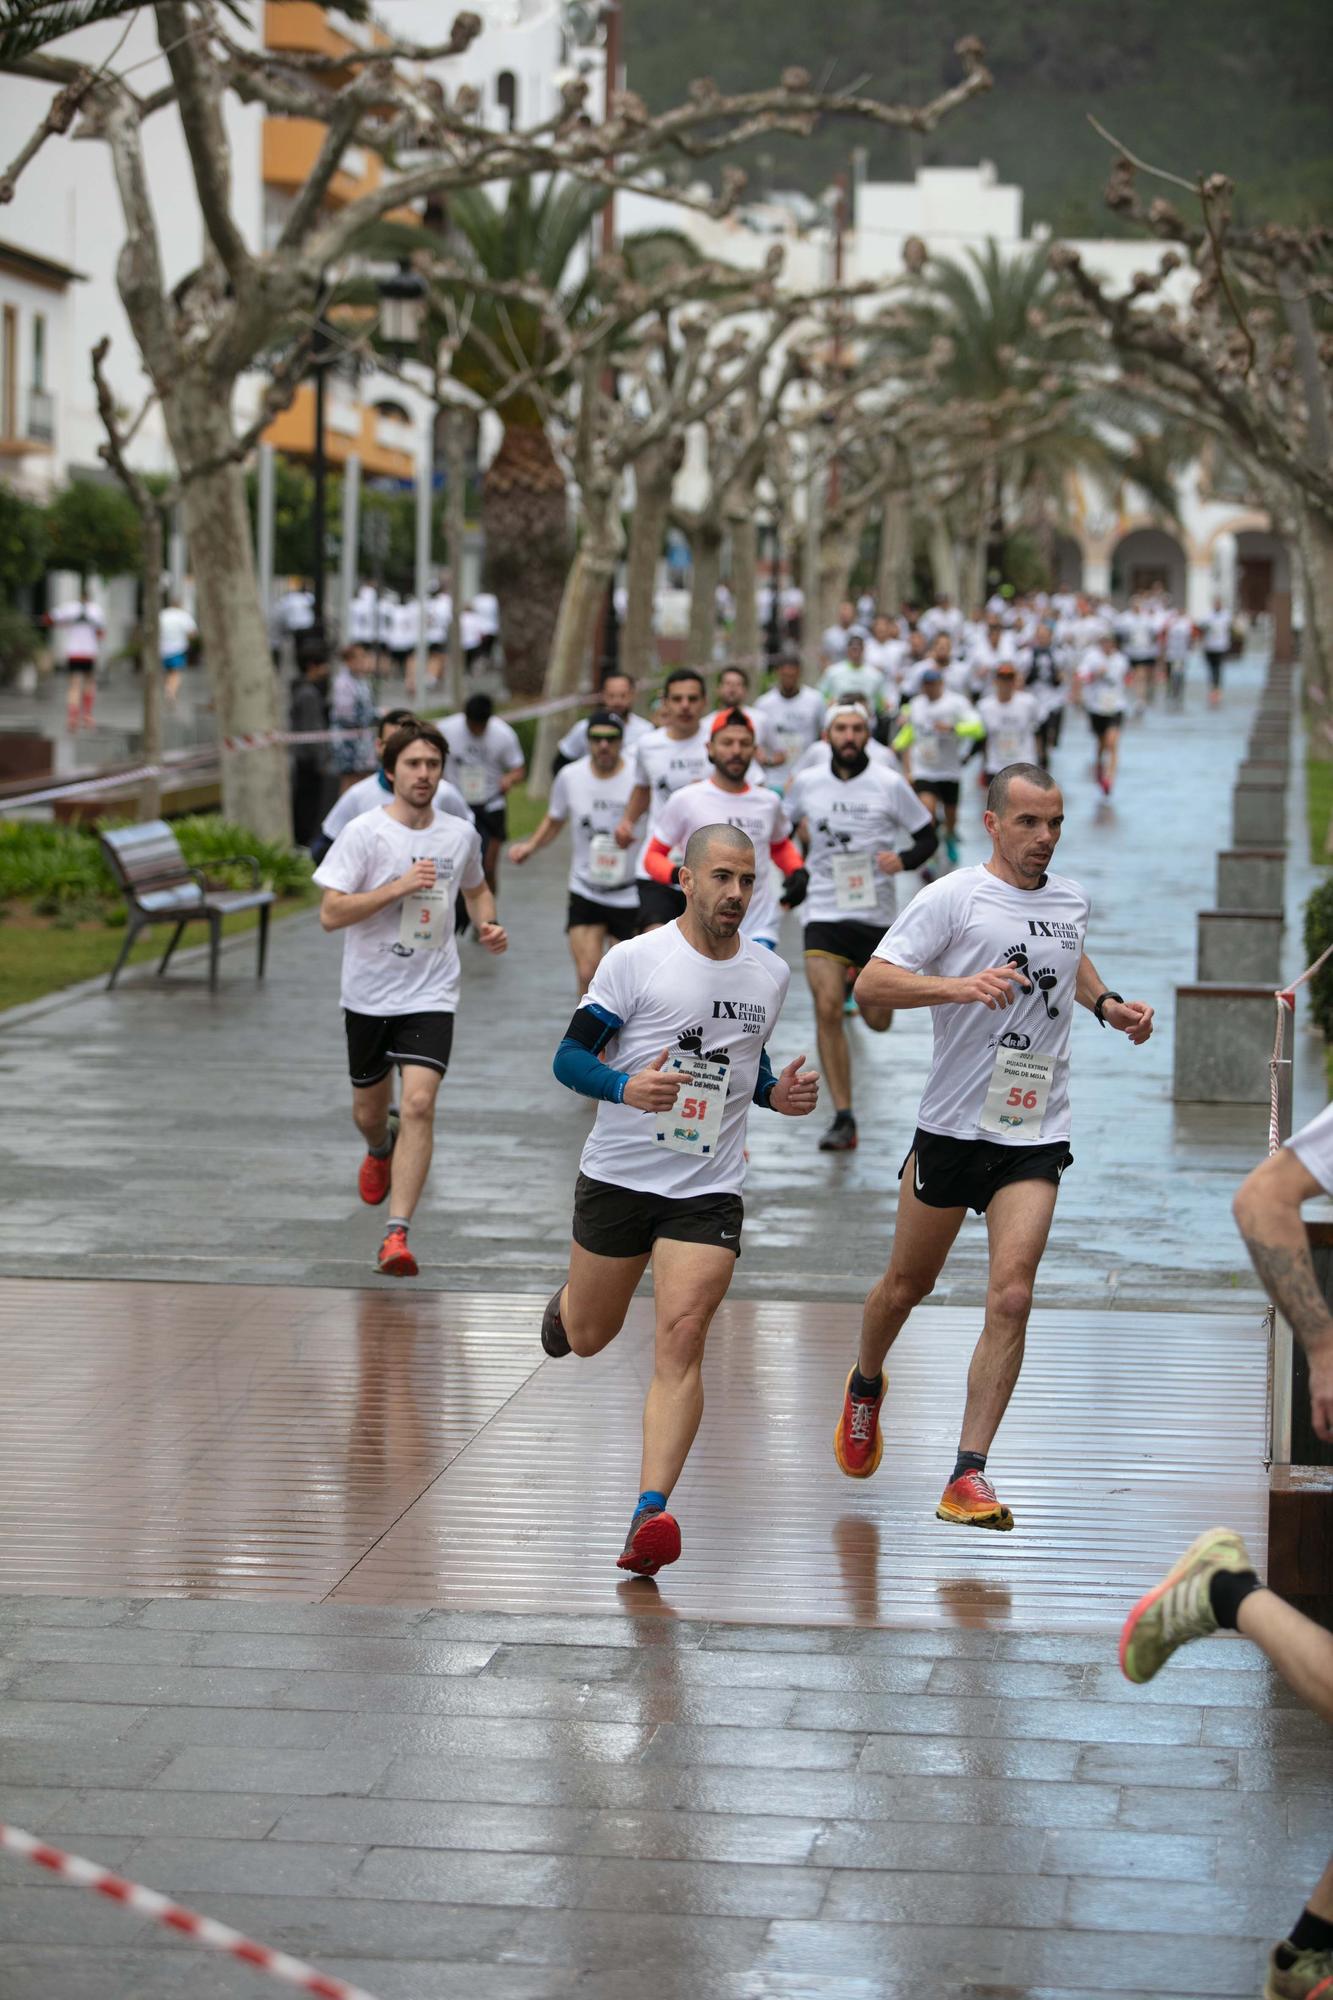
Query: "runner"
313 721 507 1278
832 764 1153 1524
158 595 198 712
818 631 883 713
1162 602 1194 706
787 704 937 1154
704 664 769 745
977 665 1042 784
753 651 827 791
556 671 653 770
892 664 984 864
508 710 642 991
540 822 820 1574
329 642 378 793
1121 591 1159 713
440 693 526 893
311 709 470 863
1077 628 1130 796
644 709 808 951
1024 620 1067 764
47 591 106 733
614 668 713 930
1201 596 1235 708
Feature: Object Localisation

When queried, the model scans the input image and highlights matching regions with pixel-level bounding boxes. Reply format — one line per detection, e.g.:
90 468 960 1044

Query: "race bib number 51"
655 1054 728 1157
979 1045 1054 1137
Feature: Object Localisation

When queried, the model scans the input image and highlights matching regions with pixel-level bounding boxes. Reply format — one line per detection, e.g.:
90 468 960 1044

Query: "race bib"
978 1045 1054 1138
459 764 490 805
655 1054 728 1157
398 872 452 950
585 833 631 889
832 849 878 913
992 730 1024 764
775 728 804 765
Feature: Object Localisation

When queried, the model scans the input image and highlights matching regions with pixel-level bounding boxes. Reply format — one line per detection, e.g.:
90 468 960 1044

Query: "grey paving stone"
191 1633 498 1674
841 1626 998 1659
641 1724 865 1770
123 1835 367 1897
42 1788 290 1840
136 1598 430 1636
1001 1925 1268 1995
0 1627 205 1668
758 1917 1011 1987
822 1866 1068 1926
1073 1742 1238 1788
1064 1873 1291 1936
7 1663 298 1709
923 1658 1089 1697
139 1893 522 1961
355 1846 831 1919
787 1691 999 1736
0 1740 175 1789
503 1906 770 1972
858 1733 1082 1781
1038 1827 1218 1881
1201 1704 1333 1746
811 1819 1047 1873
413 1611 710 1650
991 1695 1205 1746
0 1596 144 1631
151 1745 391 1795
1116 1786 1296 1835
126 1704 346 1749
0 1886 152 1947
320 1965 578 2000
1239 1743 1333 1790
0 1700 149 1741
341 1715 655 1762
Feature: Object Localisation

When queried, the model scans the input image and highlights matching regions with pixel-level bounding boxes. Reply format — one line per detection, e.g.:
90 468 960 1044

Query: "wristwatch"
1093 990 1124 1027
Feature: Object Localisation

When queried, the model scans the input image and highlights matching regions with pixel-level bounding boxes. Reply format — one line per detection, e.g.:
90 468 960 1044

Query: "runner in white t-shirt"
892 663 985 864
1201 598 1234 708
439 694 526 893
540 822 820 1576
1162 607 1194 705
646 710 807 950
1077 631 1130 796
753 653 827 792
508 711 642 991
313 721 508 1278
555 670 653 771
832 765 1153 1530
978 667 1042 780
787 704 937 1154
819 633 884 713
615 668 713 931
312 708 470 863
47 595 106 733
158 598 198 709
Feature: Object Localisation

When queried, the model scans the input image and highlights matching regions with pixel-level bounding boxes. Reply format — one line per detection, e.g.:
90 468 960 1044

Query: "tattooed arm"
1233 1148 1333 1442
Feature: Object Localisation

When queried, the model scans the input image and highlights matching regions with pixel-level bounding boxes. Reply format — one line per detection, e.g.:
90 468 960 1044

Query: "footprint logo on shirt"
1033 967 1060 1019
816 818 854 851
679 1030 730 1071
1003 943 1033 987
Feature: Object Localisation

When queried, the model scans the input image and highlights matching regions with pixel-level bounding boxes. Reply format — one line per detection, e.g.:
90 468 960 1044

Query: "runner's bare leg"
640 1237 736 1497
957 1177 1058 1453
857 1162 966 1377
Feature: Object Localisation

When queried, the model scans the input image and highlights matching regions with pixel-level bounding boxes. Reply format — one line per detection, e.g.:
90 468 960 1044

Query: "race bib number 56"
655 1055 728 1157
979 1045 1054 1137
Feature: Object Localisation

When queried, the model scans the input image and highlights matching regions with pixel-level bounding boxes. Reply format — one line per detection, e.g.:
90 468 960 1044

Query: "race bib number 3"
832 849 878 913
978 1045 1055 1137
398 878 450 950
655 1054 728 1157
585 833 631 889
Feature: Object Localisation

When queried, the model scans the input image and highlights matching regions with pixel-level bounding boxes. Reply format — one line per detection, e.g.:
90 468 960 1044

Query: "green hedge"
1304 873 1333 1040
0 815 312 919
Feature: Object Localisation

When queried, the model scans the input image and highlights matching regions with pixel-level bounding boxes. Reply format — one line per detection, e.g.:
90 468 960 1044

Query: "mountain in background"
624 0 1333 234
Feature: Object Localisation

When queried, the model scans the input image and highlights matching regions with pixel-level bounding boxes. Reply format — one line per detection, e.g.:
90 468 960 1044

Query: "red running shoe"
615 1507 681 1575
376 1227 417 1278
936 1469 1014 1530
358 1110 398 1205
833 1368 885 1478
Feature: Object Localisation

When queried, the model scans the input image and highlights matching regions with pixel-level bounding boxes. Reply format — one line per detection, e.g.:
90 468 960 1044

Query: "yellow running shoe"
1119 1526 1254 1685
1264 1943 1333 1999
935 1469 1014 1530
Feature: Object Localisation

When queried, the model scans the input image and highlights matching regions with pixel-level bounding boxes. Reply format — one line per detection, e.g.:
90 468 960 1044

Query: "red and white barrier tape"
0 1823 383 2000
1267 943 1333 1157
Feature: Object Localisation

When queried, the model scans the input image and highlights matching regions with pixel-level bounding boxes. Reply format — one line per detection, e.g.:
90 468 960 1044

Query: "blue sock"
634 1489 667 1518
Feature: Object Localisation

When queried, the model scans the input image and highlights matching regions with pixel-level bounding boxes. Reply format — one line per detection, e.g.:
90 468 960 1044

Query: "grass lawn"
0 894 314 1011
1308 758 1333 866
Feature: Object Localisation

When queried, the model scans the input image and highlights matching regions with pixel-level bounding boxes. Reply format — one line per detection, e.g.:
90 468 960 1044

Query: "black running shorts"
803 919 885 972
912 777 960 807
572 1172 743 1259
344 1008 454 1088
637 879 686 928
900 1125 1072 1214
472 803 507 844
1088 711 1123 739
567 892 639 940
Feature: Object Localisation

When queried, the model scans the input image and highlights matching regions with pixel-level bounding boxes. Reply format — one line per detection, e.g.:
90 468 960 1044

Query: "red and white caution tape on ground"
1268 944 1333 1156
0 1823 383 2000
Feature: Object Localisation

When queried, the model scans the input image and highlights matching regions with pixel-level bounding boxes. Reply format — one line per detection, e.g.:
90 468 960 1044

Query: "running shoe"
541 1285 571 1359
944 832 960 864
833 1367 885 1478
819 1113 858 1152
936 1469 1014 1530
376 1226 417 1278
1119 1526 1254 1685
1098 772 1112 796
1265 1945 1333 1999
357 1109 399 1205
615 1505 681 1575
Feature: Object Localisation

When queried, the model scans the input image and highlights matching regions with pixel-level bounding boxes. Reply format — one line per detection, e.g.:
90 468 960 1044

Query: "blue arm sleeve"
753 1046 778 1110
553 1002 629 1105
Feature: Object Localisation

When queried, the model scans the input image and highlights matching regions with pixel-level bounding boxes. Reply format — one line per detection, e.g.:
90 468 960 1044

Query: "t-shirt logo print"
816 818 854 850
1004 942 1060 1020
678 1029 730 1070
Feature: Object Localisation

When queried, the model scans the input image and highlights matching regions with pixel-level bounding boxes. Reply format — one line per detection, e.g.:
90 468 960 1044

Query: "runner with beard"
540 823 820 1575
832 765 1153 1526
615 669 712 930
787 705 937 1154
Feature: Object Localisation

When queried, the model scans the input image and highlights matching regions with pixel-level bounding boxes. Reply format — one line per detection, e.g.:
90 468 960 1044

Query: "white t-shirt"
1163 611 1194 662
1287 1103 1333 1194
549 755 640 910
631 725 713 879
440 714 525 812
791 736 899 780
753 685 828 775
864 636 909 689
472 592 500 638
158 607 197 661
1122 608 1156 660
320 772 471 846
557 712 654 762
874 864 1091 1145
50 600 105 660
391 600 420 651
1203 609 1233 652
897 691 981 779
653 778 792 944
920 604 965 644
348 589 378 644
1078 648 1130 718
786 761 932 930
279 590 315 634
821 623 857 663
426 592 453 645
819 661 884 711
578 924 792 1199
313 806 485 1015
978 690 1041 772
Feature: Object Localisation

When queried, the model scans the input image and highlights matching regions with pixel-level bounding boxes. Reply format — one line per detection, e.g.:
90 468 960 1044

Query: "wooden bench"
99 821 275 993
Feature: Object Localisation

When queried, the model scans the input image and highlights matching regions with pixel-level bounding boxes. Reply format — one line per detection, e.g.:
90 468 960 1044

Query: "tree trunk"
876 492 910 615
137 499 163 821
729 509 759 670
531 496 621 797
817 507 865 641
686 519 724 671
1295 505 1333 713
622 444 676 681
481 422 569 699
927 510 960 603
164 384 290 842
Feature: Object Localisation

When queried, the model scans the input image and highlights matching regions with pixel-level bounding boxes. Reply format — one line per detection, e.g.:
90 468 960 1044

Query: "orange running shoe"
936 1469 1014 1530
376 1227 417 1278
615 1507 681 1576
358 1110 398 1205
833 1368 885 1478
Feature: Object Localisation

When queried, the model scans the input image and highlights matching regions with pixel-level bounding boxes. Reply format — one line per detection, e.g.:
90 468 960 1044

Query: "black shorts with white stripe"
344 1008 454 1087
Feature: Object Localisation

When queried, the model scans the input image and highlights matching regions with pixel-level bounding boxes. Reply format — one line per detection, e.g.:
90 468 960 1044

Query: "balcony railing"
26 386 54 444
